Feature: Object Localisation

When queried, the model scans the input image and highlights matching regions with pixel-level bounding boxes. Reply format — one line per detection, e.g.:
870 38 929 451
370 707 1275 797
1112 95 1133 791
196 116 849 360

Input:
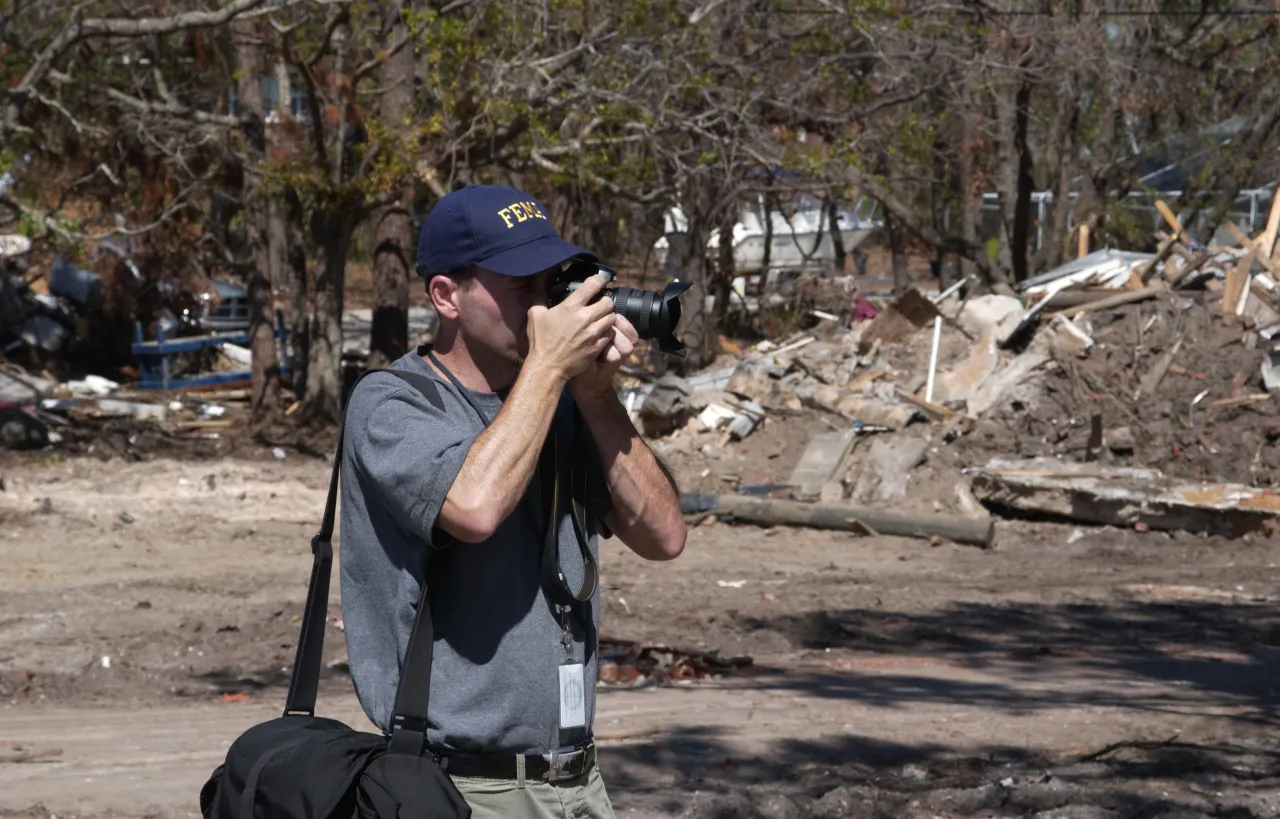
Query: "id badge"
558 663 587 729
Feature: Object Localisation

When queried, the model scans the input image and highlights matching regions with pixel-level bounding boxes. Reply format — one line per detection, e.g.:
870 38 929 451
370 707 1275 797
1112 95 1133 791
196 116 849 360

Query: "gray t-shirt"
338 350 611 755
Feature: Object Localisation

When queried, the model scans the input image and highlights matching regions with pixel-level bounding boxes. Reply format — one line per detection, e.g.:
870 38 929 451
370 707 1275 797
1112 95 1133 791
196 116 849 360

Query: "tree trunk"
994 75 1035 285
1037 100 1080 273
232 19 279 421
266 194 291 371
930 86 951 290
712 203 735 331
885 209 910 296
285 187 309 400
958 101 980 286
1011 80 1034 282
675 193 713 372
826 191 846 275
304 205 357 422
995 85 1017 281
265 61 294 395
368 1 413 370
755 190 775 300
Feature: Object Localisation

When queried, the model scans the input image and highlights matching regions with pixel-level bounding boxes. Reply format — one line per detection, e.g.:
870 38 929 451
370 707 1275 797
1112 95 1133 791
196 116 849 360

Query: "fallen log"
679 492 996 548
969 457 1280 539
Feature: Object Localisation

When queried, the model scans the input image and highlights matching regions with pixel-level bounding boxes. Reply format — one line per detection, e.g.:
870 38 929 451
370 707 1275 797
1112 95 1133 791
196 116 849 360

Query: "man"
339 183 687 819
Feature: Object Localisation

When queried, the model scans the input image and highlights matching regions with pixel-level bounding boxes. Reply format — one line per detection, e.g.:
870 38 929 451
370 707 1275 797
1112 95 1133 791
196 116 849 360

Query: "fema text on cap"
497 201 548 228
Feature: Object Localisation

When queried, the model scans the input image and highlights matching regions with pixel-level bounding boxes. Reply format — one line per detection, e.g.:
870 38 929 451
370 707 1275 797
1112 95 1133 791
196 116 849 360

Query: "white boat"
652 193 881 276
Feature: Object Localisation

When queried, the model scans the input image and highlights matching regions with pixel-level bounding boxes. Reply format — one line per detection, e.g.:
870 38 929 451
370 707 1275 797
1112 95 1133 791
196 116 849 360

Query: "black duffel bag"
199 369 471 819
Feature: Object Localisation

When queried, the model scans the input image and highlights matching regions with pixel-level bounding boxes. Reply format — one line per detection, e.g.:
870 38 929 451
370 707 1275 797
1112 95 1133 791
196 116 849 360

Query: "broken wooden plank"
969 457 1280 538
1134 337 1183 401
1138 236 1178 284
1155 200 1187 242
1223 252 1254 319
846 368 889 392
679 492 995 547
1064 285 1165 318
1040 290 1148 312
895 388 956 422
788 428 860 500
1260 187 1280 261
1209 393 1272 409
1224 221 1276 273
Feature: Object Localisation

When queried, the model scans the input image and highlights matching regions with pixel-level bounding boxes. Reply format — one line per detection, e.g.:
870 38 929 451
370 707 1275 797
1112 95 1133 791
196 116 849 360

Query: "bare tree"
233 17 282 419
367 0 415 370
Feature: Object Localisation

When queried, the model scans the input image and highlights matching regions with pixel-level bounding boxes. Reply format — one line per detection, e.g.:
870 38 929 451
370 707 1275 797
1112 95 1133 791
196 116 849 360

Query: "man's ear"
428 275 462 321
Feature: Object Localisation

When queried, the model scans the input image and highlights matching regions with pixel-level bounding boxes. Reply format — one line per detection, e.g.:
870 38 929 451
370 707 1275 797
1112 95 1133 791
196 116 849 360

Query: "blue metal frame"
131 310 292 391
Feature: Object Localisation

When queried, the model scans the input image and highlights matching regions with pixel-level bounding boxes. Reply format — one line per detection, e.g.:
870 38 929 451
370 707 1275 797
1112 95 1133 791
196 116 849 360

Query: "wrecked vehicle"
0 236 103 371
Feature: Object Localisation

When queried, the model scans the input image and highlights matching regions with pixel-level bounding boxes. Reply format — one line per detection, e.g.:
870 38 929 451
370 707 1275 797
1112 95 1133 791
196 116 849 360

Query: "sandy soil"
2 452 1279 819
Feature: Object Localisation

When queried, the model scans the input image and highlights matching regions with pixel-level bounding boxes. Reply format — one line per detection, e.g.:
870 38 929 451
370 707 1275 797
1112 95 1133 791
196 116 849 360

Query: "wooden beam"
1064 285 1165 318
1259 187 1280 261
1155 200 1187 242
1224 221 1276 273
1223 252 1254 319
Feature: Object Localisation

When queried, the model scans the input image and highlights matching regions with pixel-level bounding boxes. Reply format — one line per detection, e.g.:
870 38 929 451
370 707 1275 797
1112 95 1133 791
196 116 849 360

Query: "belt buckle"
544 748 584 782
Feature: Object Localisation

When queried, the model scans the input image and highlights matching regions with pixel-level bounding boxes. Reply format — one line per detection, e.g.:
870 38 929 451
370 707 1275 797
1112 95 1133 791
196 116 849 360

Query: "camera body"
548 260 692 357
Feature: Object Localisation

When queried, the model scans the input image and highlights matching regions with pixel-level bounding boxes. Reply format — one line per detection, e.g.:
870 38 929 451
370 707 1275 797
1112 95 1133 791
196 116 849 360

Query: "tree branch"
353 29 413 84
105 87 239 127
306 3 352 68
14 0 272 102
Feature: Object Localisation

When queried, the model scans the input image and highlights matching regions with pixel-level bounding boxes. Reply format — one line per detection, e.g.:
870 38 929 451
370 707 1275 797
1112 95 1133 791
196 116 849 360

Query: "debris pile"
1 365 253 458
598 638 753 687
636 196 1280 543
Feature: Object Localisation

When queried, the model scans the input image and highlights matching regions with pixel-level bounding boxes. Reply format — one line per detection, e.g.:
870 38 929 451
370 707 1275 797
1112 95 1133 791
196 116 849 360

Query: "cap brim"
478 236 596 277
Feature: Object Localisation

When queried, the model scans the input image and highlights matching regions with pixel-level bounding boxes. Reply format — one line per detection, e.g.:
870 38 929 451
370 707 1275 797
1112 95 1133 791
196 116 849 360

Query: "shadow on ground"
588 598 1280 817
722 599 1280 723
599 726 1280 819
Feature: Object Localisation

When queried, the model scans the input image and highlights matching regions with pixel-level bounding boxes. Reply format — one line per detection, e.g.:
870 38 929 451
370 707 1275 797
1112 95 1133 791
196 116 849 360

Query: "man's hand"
570 314 638 403
525 274 617 383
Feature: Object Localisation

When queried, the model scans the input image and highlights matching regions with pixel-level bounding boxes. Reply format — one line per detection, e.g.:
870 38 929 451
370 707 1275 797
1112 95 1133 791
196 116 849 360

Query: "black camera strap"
424 349 598 608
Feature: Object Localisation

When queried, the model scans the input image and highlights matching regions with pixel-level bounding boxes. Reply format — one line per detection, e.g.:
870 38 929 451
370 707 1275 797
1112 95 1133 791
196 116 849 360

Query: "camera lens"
553 263 692 357
606 281 691 356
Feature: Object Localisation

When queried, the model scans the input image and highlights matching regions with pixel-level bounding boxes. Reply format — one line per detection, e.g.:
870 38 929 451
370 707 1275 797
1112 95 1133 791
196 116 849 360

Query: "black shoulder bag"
199 368 471 819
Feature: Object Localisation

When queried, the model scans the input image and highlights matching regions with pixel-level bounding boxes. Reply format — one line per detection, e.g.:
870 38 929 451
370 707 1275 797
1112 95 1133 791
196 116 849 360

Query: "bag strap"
283 367 444 720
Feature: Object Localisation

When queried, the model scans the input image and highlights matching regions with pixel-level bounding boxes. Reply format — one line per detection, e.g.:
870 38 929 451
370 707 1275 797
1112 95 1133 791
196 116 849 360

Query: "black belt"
435 742 596 782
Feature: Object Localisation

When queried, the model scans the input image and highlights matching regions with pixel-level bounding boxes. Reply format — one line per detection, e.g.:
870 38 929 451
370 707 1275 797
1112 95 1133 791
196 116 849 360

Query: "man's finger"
614 315 639 346
563 273 607 306
612 326 636 358
587 314 617 340
585 295 616 321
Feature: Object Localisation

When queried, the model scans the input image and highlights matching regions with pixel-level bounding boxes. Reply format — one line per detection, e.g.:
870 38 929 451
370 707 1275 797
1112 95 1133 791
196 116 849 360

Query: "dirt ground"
3 441 1279 819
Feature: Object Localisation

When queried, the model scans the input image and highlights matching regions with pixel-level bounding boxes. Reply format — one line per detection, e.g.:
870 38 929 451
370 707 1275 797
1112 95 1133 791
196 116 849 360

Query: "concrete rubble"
635 196 1280 544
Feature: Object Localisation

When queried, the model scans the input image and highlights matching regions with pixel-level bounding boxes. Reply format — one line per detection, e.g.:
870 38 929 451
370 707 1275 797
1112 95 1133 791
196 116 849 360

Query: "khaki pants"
452 764 616 819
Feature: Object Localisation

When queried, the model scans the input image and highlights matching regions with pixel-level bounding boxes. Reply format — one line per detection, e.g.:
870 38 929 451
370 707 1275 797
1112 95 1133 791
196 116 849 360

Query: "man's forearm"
573 389 686 561
437 362 565 543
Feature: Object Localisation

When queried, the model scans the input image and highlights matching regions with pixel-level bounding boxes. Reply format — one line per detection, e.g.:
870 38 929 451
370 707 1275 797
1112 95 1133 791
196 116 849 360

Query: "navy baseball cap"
416 184 596 278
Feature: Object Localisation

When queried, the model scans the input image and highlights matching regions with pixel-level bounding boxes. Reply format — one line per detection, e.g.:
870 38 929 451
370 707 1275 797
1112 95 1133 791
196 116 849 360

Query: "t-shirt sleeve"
348 376 472 547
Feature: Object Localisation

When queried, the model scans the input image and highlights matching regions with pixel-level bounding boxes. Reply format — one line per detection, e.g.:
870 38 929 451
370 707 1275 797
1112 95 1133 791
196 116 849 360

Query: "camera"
548 260 692 358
